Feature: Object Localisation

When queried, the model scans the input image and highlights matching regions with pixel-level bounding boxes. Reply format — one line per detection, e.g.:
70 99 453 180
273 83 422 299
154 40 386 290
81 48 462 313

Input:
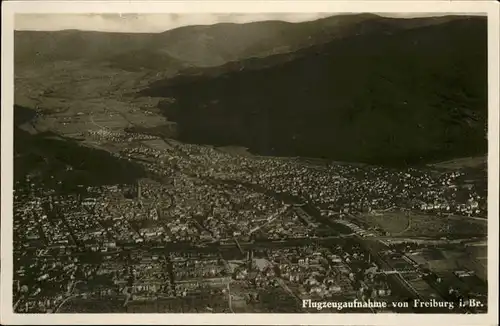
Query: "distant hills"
15 14 466 71
15 14 488 167
141 16 487 166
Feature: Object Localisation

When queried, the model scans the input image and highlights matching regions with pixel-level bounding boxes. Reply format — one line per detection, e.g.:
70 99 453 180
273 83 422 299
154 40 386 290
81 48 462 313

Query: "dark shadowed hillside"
14 105 146 188
14 128 146 189
148 14 462 67
142 17 487 166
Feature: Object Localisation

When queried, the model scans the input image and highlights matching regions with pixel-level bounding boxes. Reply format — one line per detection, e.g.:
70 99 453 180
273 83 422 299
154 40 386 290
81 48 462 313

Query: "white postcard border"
2 1 499 325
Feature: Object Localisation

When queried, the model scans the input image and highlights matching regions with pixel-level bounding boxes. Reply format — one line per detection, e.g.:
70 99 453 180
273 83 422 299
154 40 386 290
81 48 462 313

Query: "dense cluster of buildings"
13 136 487 313
87 129 158 142
121 141 485 220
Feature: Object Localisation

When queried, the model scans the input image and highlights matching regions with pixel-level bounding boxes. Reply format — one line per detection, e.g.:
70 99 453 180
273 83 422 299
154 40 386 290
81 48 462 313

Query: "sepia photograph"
1 1 499 325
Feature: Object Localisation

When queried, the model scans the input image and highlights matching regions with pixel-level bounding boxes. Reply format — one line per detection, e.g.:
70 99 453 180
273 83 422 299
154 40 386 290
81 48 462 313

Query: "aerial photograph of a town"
11 11 489 314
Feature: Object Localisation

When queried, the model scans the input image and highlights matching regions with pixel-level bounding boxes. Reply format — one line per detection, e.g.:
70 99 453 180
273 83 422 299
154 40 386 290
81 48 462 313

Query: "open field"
428 156 486 170
15 61 172 138
408 246 487 284
361 211 410 235
405 214 486 238
462 243 488 281
409 248 463 272
361 212 486 238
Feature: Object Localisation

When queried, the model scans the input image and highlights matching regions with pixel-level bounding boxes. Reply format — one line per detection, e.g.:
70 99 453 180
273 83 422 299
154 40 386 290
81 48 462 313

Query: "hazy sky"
14 12 480 33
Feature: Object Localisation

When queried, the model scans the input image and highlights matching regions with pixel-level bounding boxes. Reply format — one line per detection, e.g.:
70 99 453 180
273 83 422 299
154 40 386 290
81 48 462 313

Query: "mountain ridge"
141 15 483 88
14 14 487 168
141 17 487 166
15 14 475 70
